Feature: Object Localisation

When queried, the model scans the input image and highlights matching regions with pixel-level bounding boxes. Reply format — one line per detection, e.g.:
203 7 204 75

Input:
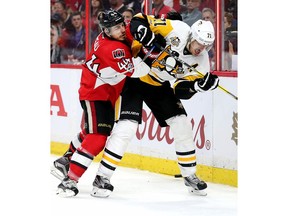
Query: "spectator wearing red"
152 0 175 18
65 0 83 11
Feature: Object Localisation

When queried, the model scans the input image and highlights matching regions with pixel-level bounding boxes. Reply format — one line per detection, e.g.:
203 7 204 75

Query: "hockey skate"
184 174 207 196
56 176 79 197
50 156 70 181
90 175 114 198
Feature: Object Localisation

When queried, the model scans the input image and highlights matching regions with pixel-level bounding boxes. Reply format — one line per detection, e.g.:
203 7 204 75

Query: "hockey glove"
194 72 219 92
134 25 155 48
133 26 166 49
166 11 183 21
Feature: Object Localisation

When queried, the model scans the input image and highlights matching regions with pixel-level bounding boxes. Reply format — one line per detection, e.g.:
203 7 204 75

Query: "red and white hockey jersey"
79 32 134 106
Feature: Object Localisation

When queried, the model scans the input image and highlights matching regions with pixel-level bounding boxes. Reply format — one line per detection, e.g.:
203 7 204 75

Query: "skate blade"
90 187 112 198
50 166 65 181
56 188 76 198
187 187 207 196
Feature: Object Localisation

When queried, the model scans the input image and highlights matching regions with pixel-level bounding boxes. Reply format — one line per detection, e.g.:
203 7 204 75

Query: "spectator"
202 7 215 69
90 0 104 42
60 11 86 64
51 13 62 63
164 0 183 13
109 0 128 14
122 8 135 25
202 7 215 26
102 0 111 9
225 0 237 20
223 12 237 70
54 0 74 33
181 0 202 26
51 26 60 64
123 0 142 14
152 0 175 18
65 0 83 12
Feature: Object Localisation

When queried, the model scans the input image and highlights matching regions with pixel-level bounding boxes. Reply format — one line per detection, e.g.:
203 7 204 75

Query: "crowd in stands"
51 0 237 70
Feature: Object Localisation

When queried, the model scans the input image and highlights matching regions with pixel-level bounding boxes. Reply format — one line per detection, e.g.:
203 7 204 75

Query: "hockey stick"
188 65 238 100
156 45 238 100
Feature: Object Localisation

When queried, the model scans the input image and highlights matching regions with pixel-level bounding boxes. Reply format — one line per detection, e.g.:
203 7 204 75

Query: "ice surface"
50 155 237 216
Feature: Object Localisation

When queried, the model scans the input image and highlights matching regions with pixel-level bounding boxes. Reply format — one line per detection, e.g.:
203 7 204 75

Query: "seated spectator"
51 25 61 64
181 0 202 26
202 7 215 25
90 0 104 42
122 8 135 25
109 0 127 14
152 0 175 18
223 12 238 70
59 11 86 64
201 7 215 69
163 0 186 13
53 0 74 33
65 0 83 12
51 13 62 63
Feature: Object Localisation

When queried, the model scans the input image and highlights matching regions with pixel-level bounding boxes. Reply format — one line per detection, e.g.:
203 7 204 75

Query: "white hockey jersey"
131 14 210 85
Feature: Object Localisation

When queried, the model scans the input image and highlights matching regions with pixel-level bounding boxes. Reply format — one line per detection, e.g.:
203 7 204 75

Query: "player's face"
188 40 207 56
109 22 126 41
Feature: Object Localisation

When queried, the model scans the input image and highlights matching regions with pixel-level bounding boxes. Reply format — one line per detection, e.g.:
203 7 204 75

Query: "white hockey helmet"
190 20 215 46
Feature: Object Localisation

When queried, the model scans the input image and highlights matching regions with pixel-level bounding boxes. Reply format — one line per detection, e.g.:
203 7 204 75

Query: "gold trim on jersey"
131 40 142 57
146 15 173 37
134 13 173 37
139 74 164 86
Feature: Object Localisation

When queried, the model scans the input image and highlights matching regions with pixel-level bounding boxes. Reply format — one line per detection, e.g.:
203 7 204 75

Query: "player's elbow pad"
173 80 197 100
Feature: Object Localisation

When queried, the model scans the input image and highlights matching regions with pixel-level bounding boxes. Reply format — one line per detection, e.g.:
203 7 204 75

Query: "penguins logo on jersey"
170 36 180 47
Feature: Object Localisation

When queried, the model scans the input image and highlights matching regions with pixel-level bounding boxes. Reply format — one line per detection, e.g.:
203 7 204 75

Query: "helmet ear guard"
189 20 215 46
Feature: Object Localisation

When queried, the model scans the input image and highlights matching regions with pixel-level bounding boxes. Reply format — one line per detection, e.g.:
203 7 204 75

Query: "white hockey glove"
194 72 219 92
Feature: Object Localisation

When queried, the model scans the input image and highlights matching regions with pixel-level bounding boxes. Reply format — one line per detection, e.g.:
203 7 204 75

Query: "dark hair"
71 11 82 19
55 0 66 10
124 8 135 16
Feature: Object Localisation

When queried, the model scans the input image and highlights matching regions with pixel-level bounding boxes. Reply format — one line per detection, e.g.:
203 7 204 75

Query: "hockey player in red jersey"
55 9 147 197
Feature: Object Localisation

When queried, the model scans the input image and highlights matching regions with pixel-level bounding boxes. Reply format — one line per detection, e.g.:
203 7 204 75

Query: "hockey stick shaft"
188 67 238 100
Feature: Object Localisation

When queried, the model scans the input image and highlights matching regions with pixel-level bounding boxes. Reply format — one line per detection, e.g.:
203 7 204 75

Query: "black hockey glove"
166 11 183 21
133 24 155 48
133 26 166 49
194 72 219 92
153 34 166 51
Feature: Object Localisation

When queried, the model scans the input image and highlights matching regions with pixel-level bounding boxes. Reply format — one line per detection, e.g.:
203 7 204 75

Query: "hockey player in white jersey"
52 13 219 197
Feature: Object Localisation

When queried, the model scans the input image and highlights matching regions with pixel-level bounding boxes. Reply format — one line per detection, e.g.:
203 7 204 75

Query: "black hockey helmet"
98 9 124 29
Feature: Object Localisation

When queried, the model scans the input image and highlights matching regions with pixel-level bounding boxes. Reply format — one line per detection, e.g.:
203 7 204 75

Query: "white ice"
50 155 237 216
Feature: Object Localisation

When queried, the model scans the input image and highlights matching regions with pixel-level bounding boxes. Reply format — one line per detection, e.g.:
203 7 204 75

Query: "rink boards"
50 68 238 187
